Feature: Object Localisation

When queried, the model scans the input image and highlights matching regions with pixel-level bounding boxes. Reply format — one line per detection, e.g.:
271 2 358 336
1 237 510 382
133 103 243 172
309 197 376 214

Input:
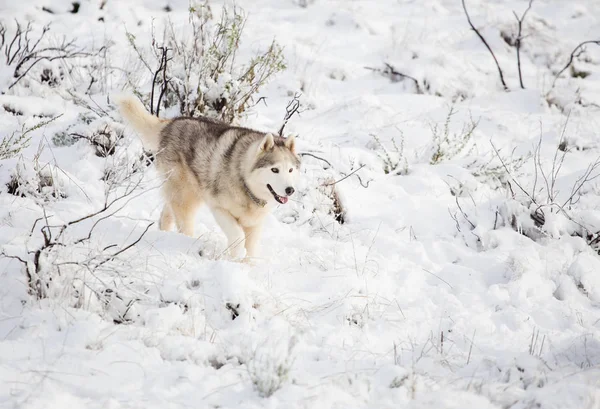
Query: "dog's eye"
289 168 293 173
271 168 279 173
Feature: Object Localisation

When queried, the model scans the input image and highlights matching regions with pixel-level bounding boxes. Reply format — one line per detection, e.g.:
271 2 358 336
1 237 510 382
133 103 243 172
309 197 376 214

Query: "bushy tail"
115 95 167 151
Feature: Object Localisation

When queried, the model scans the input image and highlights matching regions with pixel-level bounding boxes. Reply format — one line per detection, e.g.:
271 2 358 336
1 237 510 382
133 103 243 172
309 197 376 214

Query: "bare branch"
322 164 365 187
0 251 28 265
298 152 332 169
549 111 570 200
1 21 88 91
365 64 422 93
462 0 509 91
94 222 154 269
552 40 600 88
455 196 476 230
513 0 534 89
422 269 453 289
562 156 600 208
491 141 537 205
150 46 172 116
278 92 302 136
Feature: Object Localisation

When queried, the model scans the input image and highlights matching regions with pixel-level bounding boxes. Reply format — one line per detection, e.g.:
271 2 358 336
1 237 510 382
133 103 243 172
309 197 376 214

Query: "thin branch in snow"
552 40 600 88
0 20 89 91
422 269 453 289
365 64 422 93
455 196 476 230
278 92 302 136
461 0 509 91
512 0 534 89
491 141 537 205
322 164 365 186
467 330 476 365
94 222 154 268
298 152 332 169
150 46 172 116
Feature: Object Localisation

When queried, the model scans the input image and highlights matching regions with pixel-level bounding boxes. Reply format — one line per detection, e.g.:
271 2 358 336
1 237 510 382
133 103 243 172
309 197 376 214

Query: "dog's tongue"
279 196 288 204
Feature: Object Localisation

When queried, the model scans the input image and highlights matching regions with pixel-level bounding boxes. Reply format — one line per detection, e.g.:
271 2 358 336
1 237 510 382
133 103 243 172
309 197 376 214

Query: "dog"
116 95 300 261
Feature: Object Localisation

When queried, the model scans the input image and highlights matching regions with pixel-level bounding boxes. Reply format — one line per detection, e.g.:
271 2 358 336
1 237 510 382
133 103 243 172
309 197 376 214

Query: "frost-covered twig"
422 269 453 289
126 5 286 122
461 0 509 91
322 164 365 186
371 132 408 175
562 156 600 209
278 92 302 136
0 20 88 91
455 196 476 230
430 106 478 165
491 141 537 204
2 157 157 301
365 64 422 93
298 152 332 169
492 120 600 249
512 0 534 89
0 115 61 160
551 40 600 88
467 330 476 365
93 222 154 269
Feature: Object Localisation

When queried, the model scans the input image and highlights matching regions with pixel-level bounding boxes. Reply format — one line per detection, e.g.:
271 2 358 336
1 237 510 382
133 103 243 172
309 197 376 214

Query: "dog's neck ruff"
243 180 267 208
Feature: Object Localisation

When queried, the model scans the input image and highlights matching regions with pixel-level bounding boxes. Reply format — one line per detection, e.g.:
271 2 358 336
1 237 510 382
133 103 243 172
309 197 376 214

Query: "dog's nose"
285 187 295 196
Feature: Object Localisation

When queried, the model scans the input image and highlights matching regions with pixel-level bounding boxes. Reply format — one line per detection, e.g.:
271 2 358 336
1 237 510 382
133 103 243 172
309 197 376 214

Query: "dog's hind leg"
211 207 246 260
160 164 202 237
159 204 175 231
170 194 201 236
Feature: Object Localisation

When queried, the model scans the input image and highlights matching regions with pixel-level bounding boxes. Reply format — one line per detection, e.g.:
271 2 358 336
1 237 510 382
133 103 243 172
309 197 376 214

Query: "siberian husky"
116 95 300 262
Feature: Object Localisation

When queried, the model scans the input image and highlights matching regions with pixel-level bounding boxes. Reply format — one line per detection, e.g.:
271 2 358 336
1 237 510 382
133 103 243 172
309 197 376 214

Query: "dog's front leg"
211 207 246 260
242 224 263 261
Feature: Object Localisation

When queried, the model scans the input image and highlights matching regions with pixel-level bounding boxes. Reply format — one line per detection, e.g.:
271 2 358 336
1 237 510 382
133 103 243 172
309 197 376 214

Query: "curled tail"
115 94 167 152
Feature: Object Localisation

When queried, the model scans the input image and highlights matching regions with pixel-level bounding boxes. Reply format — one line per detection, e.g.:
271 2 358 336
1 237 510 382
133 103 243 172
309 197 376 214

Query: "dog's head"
248 133 301 205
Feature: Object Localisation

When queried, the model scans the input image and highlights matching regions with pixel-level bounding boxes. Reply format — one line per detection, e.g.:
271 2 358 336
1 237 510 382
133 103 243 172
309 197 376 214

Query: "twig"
462 0 509 91
513 0 534 89
0 251 28 265
455 196 476 230
467 330 476 365
322 164 365 186
95 222 154 268
562 156 600 208
490 141 537 205
552 40 600 88
356 174 371 188
422 269 453 289
150 46 172 116
365 64 422 93
550 111 571 200
278 92 302 136
298 152 332 168
1 21 89 91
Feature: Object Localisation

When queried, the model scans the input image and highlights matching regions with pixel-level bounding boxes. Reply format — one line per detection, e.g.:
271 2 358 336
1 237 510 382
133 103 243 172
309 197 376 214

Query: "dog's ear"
259 133 275 152
284 135 296 154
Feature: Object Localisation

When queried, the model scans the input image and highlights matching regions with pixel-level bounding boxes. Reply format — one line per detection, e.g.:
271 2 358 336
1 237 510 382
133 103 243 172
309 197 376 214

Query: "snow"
1 0 600 408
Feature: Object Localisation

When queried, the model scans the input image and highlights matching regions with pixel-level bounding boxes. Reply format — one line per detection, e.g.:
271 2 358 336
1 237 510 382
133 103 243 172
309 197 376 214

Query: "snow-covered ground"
1 0 600 408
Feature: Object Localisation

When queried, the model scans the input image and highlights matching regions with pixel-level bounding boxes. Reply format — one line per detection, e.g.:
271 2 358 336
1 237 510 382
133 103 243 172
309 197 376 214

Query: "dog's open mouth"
267 184 288 204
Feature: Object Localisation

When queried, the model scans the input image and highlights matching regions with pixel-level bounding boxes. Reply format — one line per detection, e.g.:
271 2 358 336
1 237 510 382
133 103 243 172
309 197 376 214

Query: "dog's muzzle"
267 184 289 204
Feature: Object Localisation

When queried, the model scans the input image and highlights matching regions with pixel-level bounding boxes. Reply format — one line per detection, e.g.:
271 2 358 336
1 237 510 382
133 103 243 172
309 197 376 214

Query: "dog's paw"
241 256 260 266
227 245 246 261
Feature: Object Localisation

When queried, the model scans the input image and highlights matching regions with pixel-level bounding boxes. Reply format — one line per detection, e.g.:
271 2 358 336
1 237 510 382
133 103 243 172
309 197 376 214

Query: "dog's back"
117 95 264 196
157 117 265 196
